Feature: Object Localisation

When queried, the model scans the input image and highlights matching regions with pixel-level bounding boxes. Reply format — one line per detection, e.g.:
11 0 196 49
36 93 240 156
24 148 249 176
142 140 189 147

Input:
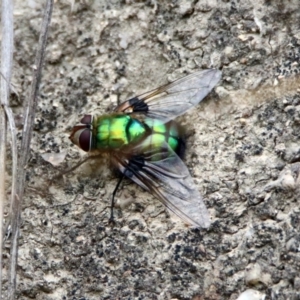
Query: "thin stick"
8 0 54 298
0 0 14 297
0 108 6 298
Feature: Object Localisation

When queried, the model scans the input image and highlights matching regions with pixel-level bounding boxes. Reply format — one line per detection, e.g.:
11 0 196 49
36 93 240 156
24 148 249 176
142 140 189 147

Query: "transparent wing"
112 140 211 228
115 69 221 122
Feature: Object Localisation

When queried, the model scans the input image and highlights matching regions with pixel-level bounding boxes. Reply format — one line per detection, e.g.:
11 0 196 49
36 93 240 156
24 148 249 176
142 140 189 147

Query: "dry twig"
7 0 54 298
0 0 14 297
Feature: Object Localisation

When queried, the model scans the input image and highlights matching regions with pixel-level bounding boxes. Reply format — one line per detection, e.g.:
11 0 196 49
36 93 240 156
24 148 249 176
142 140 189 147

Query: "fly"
69 69 222 228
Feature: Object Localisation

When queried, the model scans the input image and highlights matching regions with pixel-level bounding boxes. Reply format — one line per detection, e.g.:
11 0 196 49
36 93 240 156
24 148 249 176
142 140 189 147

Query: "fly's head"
69 114 93 152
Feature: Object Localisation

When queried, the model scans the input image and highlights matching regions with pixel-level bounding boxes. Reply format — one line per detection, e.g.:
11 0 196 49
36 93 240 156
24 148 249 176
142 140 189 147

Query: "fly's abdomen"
143 119 185 160
93 114 147 150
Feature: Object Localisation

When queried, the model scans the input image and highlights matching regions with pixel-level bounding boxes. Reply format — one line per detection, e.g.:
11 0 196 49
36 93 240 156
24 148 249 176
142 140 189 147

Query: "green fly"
70 69 221 228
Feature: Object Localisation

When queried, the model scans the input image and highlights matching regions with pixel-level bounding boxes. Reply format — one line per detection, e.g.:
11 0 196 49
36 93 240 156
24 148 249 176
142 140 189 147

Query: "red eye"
80 115 93 125
78 128 92 152
69 126 92 152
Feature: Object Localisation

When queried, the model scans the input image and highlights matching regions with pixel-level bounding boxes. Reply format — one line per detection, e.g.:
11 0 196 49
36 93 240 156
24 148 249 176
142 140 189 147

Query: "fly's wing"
112 141 211 228
115 69 221 122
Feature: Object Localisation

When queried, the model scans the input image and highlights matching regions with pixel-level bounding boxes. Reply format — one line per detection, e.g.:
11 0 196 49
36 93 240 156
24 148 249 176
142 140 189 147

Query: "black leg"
109 174 125 224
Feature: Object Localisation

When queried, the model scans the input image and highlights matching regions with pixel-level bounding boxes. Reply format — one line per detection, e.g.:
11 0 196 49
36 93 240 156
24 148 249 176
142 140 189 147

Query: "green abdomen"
142 119 185 160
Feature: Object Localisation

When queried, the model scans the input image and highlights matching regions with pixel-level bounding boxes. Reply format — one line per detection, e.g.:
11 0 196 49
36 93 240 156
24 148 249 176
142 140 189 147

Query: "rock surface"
3 0 300 299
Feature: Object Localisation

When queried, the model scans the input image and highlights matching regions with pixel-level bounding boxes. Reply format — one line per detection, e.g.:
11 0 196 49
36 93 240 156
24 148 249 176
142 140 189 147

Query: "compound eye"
80 115 93 125
69 127 92 152
78 128 92 152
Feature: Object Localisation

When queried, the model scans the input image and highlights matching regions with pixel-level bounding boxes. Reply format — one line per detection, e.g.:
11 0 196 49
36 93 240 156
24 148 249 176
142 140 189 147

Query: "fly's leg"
109 174 125 224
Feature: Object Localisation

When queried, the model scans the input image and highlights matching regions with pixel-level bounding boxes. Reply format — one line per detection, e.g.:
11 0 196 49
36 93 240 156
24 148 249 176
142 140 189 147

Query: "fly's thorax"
92 114 147 150
141 119 186 160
